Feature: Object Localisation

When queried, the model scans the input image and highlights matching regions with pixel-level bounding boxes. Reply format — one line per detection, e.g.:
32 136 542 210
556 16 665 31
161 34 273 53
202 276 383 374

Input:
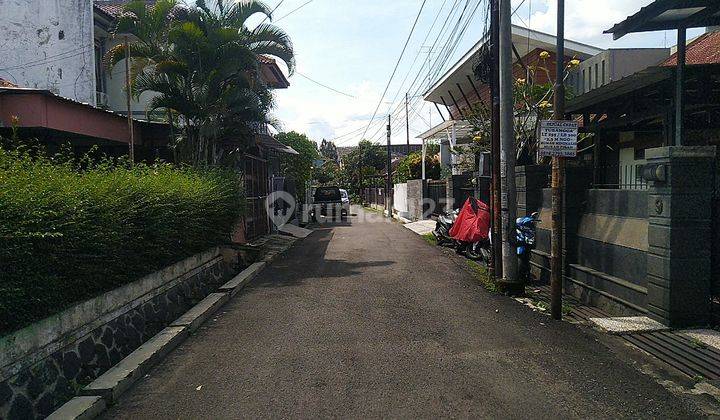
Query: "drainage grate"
530 284 720 380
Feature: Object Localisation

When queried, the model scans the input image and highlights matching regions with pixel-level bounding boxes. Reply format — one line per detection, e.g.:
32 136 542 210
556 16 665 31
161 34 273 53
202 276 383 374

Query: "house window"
588 66 592 90
94 40 106 94
601 60 606 85
582 69 586 92
594 63 599 88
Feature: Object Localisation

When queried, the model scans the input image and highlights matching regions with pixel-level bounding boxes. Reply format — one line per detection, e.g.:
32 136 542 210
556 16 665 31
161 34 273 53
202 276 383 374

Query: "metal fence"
592 164 649 190
427 180 447 215
363 187 387 207
712 179 720 303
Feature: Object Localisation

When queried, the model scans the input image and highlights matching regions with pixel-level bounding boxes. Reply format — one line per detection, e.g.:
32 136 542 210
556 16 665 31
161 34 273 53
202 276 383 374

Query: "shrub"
0 148 244 335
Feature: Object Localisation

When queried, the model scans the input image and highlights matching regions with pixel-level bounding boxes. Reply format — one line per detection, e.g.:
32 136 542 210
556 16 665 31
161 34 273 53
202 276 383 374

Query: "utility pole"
405 92 410 156
124 36 135 165
386 115 392 217
550 0 566 320
490 0 503 280
499 0 520 293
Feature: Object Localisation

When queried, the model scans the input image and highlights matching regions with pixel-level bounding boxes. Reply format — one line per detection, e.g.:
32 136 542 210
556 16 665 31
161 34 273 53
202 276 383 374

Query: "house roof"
567 30 720 114
661 30 720 66
604 0 720 40
94 1 155 18
423 25 603 105
0 78 17 88
258 56 290 89
0 87 168 145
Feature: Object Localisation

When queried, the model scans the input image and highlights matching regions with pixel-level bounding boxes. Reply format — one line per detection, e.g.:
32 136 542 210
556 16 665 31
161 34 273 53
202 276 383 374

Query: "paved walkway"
105 206 701 419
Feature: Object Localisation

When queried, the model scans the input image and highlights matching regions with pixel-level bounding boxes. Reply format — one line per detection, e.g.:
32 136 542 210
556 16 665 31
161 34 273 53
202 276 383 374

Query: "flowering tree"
460 51 580 167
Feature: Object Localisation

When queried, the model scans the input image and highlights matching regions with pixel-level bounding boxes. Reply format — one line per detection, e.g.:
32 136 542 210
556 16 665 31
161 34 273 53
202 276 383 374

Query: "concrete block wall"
645 146 717 327
0 249 228 419
406 179 427 220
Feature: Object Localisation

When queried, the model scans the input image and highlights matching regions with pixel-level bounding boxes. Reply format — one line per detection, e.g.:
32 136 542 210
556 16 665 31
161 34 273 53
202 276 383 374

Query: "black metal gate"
427 180 447 215
243 153 269 241
712 166 720 323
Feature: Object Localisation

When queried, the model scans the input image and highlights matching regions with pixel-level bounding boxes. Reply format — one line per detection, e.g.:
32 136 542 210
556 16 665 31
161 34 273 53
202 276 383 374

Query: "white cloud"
274 79 398 146
512 0 679 48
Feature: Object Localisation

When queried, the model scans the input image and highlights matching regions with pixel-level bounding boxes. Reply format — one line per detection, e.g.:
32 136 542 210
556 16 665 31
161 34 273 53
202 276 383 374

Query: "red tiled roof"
94 1 155 18
0 78 17 88
662 31 720 66
258 55 275 65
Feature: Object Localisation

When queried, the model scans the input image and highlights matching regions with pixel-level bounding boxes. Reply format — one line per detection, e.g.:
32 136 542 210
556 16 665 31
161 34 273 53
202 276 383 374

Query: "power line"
295 71 356 98
275 0 314 22
259 0 286 25
359 0 429 142
0 45 92 71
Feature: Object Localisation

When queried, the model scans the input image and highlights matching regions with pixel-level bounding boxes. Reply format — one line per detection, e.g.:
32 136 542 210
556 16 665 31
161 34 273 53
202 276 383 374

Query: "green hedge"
0 148 244 335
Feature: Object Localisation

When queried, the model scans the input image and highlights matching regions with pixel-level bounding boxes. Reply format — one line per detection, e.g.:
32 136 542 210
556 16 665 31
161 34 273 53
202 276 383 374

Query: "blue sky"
252 0 704 147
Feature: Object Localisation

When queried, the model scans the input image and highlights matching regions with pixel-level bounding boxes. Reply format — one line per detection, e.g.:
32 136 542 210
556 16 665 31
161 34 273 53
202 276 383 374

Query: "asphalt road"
105 206 701 419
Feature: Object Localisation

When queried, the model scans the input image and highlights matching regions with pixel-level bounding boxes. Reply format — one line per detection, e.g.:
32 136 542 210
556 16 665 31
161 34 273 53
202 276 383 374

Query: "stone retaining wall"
0 248 229 419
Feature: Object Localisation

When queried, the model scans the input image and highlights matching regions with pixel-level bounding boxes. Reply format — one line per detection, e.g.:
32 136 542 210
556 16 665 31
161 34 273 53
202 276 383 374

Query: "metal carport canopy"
604 0 720 39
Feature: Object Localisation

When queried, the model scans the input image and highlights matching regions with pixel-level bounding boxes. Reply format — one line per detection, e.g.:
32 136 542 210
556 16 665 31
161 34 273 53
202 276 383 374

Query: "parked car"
312 186 347 221
339 188 351 216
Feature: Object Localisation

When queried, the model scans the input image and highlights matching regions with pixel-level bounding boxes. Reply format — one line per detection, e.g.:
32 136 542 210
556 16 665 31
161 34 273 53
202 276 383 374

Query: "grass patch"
421 233 437 246
465 259 498 293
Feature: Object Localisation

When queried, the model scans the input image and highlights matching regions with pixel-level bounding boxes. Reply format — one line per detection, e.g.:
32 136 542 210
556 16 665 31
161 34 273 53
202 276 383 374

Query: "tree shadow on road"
251 226 394 288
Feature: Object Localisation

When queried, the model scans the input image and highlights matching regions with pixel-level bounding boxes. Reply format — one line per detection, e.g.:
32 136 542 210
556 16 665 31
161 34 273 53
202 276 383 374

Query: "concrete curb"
80 326 188 404
219 262 266 297
170 293 230 332
48 239 299 419
46 396 106 420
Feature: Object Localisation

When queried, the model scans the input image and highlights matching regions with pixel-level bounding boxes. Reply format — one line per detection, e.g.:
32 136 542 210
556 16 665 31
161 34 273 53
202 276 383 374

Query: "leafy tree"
106 0 294 166
276 131 318 201
394 151 441 183
314 160 340 185
319 139 338 163
339 140 386 195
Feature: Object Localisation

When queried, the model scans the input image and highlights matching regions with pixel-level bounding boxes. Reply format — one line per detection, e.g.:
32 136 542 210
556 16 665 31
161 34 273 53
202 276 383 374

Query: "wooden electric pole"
490 0 503 280
124 36 135 165
386 115 392 217
550 0 566 320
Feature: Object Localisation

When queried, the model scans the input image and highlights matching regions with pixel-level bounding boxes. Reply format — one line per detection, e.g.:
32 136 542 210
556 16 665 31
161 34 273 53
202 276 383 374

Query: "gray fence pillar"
645 146 717 326
516 165 550 217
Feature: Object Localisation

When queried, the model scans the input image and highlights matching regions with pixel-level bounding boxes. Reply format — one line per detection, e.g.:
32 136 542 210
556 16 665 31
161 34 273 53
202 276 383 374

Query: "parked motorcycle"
516 212 540 283
432 208 460 246
433 198 492 262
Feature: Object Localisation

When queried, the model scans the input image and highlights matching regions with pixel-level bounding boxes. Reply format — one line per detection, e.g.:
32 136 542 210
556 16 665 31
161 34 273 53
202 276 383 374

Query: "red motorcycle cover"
449 197 491 243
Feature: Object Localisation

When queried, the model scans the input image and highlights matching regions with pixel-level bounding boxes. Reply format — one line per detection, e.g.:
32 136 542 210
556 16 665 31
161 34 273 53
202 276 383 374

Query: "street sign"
538 120 578 157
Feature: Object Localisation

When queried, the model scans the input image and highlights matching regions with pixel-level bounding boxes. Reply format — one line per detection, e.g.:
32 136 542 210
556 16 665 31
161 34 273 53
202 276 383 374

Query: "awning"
566 66 673 114
416 120 475 144
256 134 299 155
605 0 720 39
0 87 168 145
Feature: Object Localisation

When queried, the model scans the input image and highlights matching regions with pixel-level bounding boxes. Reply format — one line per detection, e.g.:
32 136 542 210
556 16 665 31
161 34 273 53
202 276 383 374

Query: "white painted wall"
102 37 158 118
0 0 96 105
393 183 409 218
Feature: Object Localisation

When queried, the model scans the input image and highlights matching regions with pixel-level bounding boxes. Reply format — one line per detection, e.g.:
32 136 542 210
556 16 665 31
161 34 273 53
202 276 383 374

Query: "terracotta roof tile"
0 78 18 88
662 31 720 66
94 1 155 17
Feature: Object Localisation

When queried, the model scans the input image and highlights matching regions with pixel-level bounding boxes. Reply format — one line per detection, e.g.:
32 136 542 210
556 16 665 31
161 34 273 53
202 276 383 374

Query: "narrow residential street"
104 206 701 419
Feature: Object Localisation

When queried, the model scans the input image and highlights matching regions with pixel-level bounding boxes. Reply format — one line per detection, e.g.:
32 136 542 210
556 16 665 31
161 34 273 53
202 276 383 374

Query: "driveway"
104 206 701 419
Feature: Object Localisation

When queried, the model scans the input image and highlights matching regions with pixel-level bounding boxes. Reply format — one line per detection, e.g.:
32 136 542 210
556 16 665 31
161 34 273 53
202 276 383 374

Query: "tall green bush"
0 148 244 335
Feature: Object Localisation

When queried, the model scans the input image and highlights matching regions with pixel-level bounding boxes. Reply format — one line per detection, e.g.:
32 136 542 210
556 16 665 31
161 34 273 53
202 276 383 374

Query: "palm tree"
105 0 295 166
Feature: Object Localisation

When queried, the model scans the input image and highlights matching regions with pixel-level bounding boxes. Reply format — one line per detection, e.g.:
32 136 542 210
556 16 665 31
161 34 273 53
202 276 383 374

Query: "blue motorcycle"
516 212 540 283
